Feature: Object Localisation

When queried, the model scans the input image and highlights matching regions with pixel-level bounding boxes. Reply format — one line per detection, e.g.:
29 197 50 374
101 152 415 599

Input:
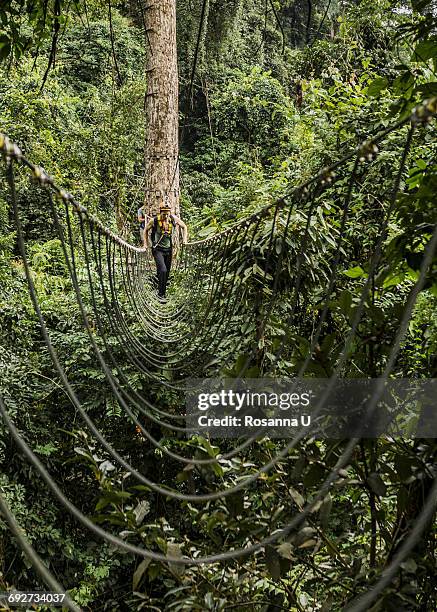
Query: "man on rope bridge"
144 202 188 300
138 204 147 242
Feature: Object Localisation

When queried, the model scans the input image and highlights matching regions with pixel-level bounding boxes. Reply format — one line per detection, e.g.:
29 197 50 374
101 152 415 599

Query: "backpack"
151 213 176 248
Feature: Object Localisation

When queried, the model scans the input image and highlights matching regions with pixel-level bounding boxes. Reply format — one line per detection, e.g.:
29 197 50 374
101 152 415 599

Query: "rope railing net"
0 97 436 611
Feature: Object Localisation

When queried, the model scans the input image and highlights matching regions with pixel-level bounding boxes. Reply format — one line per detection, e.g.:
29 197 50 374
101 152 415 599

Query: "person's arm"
138 208 145 223
173 215 188 244
144 218 154 248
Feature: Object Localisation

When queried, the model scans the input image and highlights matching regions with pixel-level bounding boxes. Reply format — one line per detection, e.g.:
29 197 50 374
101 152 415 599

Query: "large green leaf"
367 77 388 97
343 265 365 279
412 40 437 62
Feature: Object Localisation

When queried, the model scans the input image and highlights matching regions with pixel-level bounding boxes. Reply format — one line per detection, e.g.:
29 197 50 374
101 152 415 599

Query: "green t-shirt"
154 215 175 249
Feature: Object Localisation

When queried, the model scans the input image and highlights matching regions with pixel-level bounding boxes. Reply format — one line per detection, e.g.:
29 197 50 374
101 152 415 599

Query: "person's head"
160 203 171 220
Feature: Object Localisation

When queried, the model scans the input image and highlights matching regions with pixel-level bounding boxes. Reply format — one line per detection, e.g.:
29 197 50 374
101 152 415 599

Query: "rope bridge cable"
56 186 264 440
6 158 334 487
0 158 432 604
0 101 432 440
33 123 391 381
0 492 82 612
1 101 434 464
0 98 436 608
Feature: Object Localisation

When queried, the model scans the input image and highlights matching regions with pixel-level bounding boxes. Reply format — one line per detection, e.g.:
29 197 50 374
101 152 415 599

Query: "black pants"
153 248 172 297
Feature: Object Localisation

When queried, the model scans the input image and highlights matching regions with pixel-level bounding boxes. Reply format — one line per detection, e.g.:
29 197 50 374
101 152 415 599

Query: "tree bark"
143 0 180 218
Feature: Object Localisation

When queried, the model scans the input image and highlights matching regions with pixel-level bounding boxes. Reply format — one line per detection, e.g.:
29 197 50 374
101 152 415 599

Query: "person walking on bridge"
138 205 147 243
144 202 188 299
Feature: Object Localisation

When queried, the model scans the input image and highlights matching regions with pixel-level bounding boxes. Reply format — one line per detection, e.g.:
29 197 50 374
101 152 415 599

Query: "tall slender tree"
143 0 180 217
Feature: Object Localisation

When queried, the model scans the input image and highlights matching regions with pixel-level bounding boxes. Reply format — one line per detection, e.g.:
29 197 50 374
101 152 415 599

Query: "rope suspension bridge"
0 98 436 611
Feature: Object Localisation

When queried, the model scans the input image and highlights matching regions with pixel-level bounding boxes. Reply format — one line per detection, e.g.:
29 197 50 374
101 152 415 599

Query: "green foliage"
212 66 295 155
1 1 436 610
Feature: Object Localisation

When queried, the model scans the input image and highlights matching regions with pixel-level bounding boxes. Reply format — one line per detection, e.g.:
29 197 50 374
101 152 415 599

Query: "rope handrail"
0 97 436 611
1 97 435 252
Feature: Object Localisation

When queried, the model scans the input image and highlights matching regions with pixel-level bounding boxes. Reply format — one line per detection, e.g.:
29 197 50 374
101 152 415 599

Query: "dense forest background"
0 0 437 610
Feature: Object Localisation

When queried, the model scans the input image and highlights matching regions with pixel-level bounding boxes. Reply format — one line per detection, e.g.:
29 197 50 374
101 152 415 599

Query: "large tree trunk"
144 0 180 218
